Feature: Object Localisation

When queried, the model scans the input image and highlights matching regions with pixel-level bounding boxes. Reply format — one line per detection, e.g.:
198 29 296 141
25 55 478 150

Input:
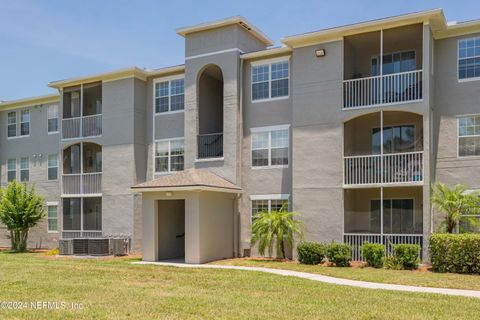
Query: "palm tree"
250 204 304 259
431 183 480 233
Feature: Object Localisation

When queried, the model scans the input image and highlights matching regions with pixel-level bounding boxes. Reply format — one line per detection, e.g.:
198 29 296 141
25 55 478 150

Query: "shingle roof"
131 168 242 192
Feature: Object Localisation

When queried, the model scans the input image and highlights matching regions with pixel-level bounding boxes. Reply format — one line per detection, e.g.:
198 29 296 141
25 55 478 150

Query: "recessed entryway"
158 200 185 261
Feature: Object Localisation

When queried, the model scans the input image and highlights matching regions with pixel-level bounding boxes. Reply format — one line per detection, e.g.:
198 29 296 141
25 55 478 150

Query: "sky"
1 0 479 101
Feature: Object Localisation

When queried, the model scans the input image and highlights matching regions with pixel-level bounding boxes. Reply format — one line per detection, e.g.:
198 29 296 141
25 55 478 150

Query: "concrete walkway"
132 261 480 299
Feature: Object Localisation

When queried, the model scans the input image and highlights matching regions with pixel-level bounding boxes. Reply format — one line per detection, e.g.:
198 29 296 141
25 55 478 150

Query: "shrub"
326 242 352 267
297 242 326 265
430 233 480 274
361 242 385 268
384 244 420 270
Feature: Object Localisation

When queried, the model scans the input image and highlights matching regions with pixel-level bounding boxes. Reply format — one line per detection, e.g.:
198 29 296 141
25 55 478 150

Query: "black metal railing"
198 133 223 159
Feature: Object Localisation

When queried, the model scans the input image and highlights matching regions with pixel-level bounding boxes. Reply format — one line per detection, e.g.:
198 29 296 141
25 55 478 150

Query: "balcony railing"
198 133 223 159
344 233 423 261
343 70 423 109
344 151 423 186
62 173 102 195
62 114 102 139
61 230 103 239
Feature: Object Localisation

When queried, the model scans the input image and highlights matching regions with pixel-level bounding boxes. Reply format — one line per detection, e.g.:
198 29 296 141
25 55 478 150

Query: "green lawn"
0 253 479 319
210 258 480 291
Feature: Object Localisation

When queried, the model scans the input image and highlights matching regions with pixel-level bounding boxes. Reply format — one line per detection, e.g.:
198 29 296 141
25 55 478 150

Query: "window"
155 139 184 173
252 60 289 101
20 157 29 182
20 110 30 136
370 199 415 234
251 126 289 167
154 78 184 113
251 196 289 221
47 204 58 232
7 159 16 182
7 111 17 138
458 37 480 80
47 104 59 133
458 115 480 157
372 125 416 154
48 154 58 180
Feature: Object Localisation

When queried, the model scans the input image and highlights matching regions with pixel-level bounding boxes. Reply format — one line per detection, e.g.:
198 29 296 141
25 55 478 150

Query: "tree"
431 183 480 233
250 204 304 259
0 181 45 252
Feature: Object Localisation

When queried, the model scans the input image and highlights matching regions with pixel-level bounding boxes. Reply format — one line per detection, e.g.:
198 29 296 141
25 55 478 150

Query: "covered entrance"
132 168 242 264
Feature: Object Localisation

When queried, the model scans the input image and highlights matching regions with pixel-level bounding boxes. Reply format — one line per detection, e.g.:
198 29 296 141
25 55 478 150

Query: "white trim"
47 153 59 181
250 194 290 200
250 56 291 66
457 114 480 158
185 48 244 60
46 201 59 206
47 104 59 134
131 186 242 194
194 157 225 163
153 76 185 115
153 137 185 174
457 36 480 82
251 58 290 103
46 203 59 233
250 124 291 133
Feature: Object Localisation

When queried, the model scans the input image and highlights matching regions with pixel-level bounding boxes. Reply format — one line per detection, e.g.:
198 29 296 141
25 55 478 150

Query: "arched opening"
197 65 224 159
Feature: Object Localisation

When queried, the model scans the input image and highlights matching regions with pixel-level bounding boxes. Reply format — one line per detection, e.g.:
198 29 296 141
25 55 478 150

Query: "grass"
0 253 479 319
210 258 480 291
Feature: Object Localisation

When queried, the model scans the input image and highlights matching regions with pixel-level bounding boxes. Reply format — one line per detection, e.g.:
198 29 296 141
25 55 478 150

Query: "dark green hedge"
297 242 326 265
429 233 480 274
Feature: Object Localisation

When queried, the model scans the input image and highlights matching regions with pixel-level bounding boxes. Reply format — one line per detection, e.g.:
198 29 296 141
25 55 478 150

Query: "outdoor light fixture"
315 49 326 57
166 191 173 197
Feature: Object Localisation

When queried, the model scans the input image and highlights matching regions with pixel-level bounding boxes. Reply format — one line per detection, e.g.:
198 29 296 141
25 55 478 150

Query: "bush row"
297 241 352 267
298 241 421 270
429 233 480 274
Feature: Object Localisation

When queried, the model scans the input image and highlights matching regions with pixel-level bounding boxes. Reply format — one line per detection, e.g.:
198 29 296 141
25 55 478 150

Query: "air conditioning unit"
111 238 128 256
88 239 109 255
72 239 89 255
59 239 73 255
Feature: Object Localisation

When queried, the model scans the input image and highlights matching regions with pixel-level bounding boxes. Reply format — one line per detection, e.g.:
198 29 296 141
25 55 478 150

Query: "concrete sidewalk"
132 261 480 299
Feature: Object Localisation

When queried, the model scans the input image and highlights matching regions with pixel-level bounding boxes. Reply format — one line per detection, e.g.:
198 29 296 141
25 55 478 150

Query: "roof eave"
0 93 59 110
131 185 242 194
281 9 445 48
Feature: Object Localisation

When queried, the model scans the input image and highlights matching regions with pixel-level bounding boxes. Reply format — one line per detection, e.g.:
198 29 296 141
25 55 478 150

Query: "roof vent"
239 21 252 31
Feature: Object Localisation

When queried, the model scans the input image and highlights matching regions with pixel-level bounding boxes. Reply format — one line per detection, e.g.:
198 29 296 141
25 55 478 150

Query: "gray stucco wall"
0 102 61 248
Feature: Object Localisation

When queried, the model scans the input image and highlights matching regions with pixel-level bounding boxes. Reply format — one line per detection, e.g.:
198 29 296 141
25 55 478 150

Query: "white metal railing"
61 231 103 239
344 233 423 261
62 173 102 195
343 70 423 109
344 151 423 186
62 117 81 139
62 114 102 139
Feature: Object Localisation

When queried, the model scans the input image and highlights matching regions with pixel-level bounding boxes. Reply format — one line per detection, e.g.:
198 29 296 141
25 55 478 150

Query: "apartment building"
1 9 479 263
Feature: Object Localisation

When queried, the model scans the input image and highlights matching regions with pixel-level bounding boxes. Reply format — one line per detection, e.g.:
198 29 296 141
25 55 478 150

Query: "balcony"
343 23 424 109
62 173 102 195
344 151 423 186
198 133 223 159
343 70 422 109
62 114 102 139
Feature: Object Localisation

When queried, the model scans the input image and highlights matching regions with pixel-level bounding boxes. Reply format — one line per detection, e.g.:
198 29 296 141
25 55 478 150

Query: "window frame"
47 154 59 180
7 111 17 138
153 75 185 114
47 104 59 134
250 194 290 222
457 114 480 158
153 137 185 175
19 157 29 182
250 125 290 169
46 202 59 233
251 57 290 103
7 158 17 182
371 124 416 154
457 37 480 82
19 109 30 137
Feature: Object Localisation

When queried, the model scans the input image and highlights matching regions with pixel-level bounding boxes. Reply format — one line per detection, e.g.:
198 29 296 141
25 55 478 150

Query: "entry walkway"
132 261 480 299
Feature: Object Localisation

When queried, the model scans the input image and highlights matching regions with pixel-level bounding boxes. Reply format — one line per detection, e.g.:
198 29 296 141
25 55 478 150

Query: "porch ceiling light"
315 49 326 57
166 191 173 197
